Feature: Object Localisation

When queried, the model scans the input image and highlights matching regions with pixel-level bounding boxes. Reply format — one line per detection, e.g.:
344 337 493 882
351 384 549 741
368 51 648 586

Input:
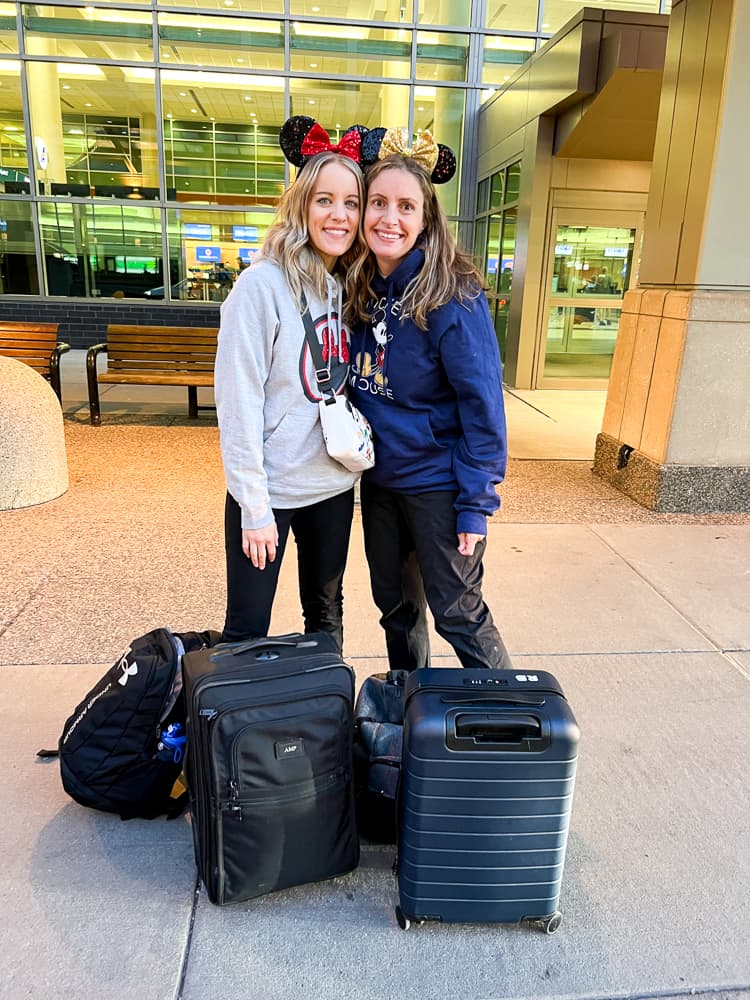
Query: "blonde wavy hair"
346 155 485 330
258 150 367 307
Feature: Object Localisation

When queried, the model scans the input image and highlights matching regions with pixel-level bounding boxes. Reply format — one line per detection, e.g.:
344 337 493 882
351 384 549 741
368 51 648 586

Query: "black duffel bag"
353 669 409 844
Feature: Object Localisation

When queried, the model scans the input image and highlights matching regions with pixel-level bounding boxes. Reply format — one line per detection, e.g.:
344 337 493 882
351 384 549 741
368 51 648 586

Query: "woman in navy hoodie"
347 129 512 671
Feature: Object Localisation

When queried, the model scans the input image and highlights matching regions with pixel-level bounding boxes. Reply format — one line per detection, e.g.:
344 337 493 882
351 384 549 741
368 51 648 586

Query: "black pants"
360 480 512 670
223 488 355 650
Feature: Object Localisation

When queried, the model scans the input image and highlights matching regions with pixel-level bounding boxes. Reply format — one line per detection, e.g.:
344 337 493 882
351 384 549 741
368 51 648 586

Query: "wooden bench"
0 322 70 404
86 324 218 425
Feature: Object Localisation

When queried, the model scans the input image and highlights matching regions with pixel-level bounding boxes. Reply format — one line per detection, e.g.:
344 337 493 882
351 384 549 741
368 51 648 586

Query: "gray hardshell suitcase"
396 668 579 933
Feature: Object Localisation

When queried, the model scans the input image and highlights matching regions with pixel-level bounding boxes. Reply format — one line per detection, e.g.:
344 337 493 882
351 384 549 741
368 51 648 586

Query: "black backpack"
40 627 221 819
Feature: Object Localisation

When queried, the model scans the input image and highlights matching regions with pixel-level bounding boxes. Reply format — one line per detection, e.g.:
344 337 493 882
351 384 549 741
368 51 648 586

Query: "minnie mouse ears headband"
279 116 366 167
278 116 456 184
362 127 457 185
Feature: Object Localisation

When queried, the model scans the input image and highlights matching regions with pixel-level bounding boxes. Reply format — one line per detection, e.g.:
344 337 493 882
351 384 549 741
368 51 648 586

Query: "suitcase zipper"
222 768 346 822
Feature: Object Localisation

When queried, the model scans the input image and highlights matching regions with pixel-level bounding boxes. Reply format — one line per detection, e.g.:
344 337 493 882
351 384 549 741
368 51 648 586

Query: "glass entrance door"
540 215 640 386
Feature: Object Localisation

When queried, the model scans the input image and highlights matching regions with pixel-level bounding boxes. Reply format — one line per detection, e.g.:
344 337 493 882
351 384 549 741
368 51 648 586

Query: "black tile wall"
0 297 222 348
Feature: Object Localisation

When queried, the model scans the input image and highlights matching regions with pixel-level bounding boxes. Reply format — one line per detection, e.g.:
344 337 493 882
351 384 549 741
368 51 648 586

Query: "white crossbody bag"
300 294 375 473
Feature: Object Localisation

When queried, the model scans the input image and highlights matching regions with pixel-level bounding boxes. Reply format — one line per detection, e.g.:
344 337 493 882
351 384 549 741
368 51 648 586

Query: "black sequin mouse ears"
361 127 457 184
279 116 367 167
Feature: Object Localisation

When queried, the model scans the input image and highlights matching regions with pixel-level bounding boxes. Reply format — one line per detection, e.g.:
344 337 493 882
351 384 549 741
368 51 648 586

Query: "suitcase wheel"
395 906 410 930
525 911 562 934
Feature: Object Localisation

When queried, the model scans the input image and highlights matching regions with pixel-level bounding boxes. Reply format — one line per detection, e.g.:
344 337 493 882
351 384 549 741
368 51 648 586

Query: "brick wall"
0 297 222 349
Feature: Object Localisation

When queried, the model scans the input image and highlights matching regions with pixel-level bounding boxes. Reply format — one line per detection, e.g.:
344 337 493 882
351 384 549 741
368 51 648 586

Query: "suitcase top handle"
447 709 551 753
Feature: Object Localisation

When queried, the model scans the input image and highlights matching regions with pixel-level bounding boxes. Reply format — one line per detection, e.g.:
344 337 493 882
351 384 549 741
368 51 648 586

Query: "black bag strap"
300 291 336 402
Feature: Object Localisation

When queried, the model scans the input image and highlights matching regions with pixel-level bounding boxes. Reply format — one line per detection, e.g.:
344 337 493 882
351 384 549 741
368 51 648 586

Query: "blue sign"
237 247 258 263
184 223 213 239
195 245 221 262
232 225 258 242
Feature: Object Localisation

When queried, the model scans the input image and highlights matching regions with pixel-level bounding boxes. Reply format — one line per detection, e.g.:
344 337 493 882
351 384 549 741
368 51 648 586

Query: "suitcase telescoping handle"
210 633 325 660
447 710 550 752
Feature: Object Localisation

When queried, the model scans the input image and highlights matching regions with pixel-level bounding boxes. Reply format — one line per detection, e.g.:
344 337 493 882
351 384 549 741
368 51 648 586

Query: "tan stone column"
594 0 750 512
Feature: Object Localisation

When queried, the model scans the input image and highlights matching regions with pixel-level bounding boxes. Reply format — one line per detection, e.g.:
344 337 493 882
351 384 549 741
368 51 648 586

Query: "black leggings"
223 488 355 650
360 480 512 670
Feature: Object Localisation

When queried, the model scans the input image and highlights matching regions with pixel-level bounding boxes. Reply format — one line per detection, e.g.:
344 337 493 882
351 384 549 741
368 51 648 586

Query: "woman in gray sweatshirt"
215 138 366 649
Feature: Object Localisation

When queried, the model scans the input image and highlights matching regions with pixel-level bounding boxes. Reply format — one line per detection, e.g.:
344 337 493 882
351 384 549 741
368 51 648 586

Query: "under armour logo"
117 656 138 686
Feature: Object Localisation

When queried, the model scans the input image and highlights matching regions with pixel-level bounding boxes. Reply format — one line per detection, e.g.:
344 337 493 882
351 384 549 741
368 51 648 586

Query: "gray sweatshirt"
215 259 358 530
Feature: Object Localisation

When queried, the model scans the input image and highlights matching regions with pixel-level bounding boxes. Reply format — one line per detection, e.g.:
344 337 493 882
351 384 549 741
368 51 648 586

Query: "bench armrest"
49 341 71 404
86 343 108 426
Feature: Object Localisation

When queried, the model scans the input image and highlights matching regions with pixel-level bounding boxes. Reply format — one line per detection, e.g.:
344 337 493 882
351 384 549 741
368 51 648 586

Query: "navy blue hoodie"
348 249 507 536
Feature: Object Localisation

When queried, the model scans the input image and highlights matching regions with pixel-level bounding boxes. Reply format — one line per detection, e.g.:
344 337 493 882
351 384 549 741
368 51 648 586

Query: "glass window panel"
417 0 470 27
544 306 619 380
486 214 501 289
540 0 661 37
476 177 489 214
290 78 410 138
414 86 463 216
163 206 274 301
161 0 283 13
481 35 535 88
0 4 18 53
473 215 487 270
38 200 162 298
0 61 27 192
158 14 283 72
504 161 520 203
291 24 411 79
163 69 286 206
489 170 503 209
290 0 410 18
548 225 635 300
485 0 538 31
416 31 468 83
0 199 39 294
24 6 154 62
27 62 157 199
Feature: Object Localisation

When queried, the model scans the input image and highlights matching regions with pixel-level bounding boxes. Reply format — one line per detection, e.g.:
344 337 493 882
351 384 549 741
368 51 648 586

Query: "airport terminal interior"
2 0 672 388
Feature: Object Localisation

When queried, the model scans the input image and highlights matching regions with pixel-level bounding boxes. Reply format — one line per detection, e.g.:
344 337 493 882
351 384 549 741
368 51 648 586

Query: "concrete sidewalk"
1 361 749 1000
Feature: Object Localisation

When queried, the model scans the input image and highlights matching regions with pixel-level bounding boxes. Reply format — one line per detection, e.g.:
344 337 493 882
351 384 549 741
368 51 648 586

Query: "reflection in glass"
481 35 535 89
0 199 39 294
490 170 503 210
416 31 468 83
158 13 283 71
0 4 18 52
485 0 538 31
417 0 469 26
38 200 162 298
291 23 411 78
24 5 154 62
505 162 520 203
0 59 26 192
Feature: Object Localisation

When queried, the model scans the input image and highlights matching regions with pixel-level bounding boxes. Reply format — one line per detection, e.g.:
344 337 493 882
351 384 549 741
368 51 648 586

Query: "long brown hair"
258 150 366 307
346 155 485 330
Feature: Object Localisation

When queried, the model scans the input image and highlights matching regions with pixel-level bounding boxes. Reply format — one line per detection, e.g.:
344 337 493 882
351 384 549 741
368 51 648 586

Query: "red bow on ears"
300 123 362 164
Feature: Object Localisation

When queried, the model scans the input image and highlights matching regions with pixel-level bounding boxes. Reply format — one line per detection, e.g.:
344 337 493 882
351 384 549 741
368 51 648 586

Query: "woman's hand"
242 524 279 570
457 532 483 557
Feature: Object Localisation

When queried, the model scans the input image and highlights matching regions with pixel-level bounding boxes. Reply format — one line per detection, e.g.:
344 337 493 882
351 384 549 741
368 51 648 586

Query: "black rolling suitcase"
182 632 359 906
396 668 579 933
